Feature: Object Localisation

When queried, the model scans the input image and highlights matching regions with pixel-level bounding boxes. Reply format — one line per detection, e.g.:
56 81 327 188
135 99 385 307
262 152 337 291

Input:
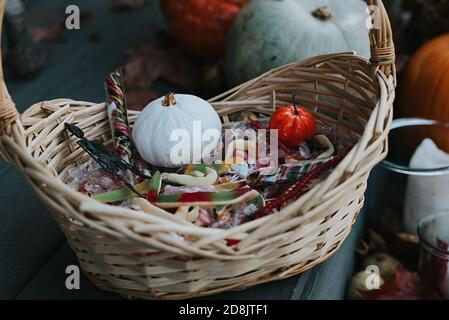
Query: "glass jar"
418 212 449 299
366 118 449 265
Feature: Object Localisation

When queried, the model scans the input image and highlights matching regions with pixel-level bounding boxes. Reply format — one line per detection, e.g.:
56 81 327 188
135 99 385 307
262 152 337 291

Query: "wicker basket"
0 0 395 299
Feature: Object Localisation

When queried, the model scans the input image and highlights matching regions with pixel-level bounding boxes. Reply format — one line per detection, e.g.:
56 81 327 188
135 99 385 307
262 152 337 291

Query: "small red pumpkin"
160 0 248 60
269 98 316 149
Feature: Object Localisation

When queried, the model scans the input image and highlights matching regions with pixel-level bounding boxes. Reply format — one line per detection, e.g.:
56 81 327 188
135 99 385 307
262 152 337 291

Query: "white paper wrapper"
404 139 449 234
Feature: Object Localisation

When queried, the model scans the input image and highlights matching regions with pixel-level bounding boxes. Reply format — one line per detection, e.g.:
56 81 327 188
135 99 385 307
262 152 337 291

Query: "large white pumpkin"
133 93 222 168
225 0 371 86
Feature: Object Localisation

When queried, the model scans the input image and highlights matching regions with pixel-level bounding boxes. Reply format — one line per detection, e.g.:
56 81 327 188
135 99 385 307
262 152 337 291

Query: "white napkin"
404 139 449 234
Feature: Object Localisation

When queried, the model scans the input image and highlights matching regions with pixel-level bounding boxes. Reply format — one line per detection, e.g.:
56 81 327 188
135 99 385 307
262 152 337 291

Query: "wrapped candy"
68 161 125 196
163 185 216 194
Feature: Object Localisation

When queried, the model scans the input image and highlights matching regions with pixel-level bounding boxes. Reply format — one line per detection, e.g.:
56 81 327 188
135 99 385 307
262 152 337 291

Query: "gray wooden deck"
0 0 365 300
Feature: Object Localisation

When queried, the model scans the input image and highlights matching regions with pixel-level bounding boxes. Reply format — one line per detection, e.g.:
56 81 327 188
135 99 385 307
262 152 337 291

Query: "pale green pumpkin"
225 0 371 86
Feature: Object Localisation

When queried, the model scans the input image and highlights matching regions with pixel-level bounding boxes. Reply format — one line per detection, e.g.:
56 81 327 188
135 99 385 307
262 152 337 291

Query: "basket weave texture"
0 0 395 299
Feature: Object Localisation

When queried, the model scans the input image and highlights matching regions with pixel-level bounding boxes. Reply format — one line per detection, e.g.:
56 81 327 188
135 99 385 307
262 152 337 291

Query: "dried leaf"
32 20 64 43
396 233 419 245
111 0 145 12
123 37 195 91
126 89 160 111
197 63 227 98
368 229 389 253
377 206 404 236
362 265 443 300
355 239 370 256
31 11 90 43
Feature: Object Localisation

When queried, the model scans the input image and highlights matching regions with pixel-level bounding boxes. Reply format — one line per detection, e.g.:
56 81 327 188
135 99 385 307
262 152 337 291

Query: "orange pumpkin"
160 0 248 60
398 33 449 151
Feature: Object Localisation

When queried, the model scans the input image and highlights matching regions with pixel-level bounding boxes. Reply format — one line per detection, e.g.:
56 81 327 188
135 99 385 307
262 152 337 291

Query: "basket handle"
0 0 20 136
366 0 396 82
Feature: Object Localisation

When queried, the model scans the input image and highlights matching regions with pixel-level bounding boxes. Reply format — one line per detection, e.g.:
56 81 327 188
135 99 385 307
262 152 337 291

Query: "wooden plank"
8 0 166 110
0 159 65 299
3 0 367 300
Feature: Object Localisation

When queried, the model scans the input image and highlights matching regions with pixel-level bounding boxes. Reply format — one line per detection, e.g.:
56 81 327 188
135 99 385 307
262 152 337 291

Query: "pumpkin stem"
162 93 177 106
291 94 299 115
311 6 332 21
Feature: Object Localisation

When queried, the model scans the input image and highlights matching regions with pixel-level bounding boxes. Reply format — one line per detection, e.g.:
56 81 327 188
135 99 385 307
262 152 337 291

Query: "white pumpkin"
225 0 371 86
133 93 222 168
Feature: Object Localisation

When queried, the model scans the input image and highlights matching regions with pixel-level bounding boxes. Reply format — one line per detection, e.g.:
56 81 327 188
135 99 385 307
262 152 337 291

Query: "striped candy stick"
105 68 133 165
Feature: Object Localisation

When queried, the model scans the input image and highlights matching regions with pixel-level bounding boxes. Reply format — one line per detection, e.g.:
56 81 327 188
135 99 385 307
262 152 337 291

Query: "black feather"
65 123 84 138
65 123 151 198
